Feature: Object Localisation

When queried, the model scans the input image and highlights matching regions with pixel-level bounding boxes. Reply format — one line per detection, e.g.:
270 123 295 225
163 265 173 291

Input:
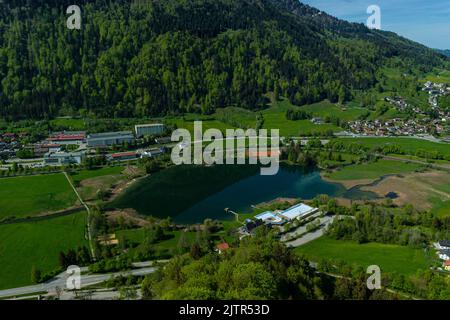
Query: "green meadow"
117 229 198 253
69 166 125 184
335 137 450 158
49 118 86 131
0 173 78 219
300 100 369 121
327 160 424 181
294 237 431 276
0 211 88 289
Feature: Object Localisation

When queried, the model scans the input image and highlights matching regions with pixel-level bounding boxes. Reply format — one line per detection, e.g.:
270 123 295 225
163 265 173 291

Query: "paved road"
0 266 157 299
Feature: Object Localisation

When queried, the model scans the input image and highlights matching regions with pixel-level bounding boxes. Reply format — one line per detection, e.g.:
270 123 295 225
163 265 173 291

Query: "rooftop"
88 131 133 139
135 123 164 128
279 203 317 220
110 151 137 158
438 240 450 247
216 243 230 251
255 211 284 225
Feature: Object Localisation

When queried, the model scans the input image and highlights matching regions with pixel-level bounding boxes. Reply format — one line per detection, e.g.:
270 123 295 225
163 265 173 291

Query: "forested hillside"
0 0 446 119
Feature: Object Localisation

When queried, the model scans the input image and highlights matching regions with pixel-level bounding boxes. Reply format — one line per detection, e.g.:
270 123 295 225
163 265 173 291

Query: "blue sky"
302 0 450 49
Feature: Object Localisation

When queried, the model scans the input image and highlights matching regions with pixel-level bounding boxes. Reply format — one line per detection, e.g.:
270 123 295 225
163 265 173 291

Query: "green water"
111 164 377 224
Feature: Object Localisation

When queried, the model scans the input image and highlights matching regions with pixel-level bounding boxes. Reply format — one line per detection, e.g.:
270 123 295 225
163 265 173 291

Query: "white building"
436 240 450 250
438 250 450 261
87 131 135 148
278 203 318 221
255 211 284 225
135 124 165 138
44 151 86 165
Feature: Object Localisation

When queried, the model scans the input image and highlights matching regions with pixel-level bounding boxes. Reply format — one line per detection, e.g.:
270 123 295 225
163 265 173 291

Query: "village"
0 123 170 170
346 81 450 137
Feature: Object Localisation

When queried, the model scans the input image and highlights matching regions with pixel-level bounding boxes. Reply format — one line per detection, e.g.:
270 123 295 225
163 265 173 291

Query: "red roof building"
48 133 86 142
216 242 230 253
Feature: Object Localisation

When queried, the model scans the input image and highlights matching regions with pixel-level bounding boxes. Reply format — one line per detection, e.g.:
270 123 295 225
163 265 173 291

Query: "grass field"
328 160 424 181
0 173 78 219
117 228 200 259
165 99 350 136
49 118 86 131
70 166 125 184
294 237 431 276
0 211 88 289
300 100 369 121
262 99 342 136
336 137 450 158
431 198 450 217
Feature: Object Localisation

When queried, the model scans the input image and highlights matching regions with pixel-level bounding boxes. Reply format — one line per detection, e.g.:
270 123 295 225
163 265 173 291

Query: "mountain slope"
0 0 446 119
436 49 450 58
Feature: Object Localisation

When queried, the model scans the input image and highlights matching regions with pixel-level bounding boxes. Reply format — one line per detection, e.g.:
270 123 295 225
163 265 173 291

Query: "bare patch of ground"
78 175 125 201
253 197 299 209
360 171 450 211
321 173 375 189
105 208 149 228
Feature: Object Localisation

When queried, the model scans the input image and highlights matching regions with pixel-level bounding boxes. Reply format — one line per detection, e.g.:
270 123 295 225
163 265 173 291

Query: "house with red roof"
216 242 230 254
444 260 450 271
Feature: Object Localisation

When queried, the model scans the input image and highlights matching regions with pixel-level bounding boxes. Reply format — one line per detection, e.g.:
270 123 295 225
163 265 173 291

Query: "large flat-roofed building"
278 203 318 221
47 132 86 145
87 131 135 148
255 211 284 225
44 151 85 165
135 124 165 138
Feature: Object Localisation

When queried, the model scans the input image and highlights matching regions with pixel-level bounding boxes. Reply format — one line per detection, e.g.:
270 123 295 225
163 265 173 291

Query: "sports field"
294 237 431 276
0 211 88 289
0 173 78 220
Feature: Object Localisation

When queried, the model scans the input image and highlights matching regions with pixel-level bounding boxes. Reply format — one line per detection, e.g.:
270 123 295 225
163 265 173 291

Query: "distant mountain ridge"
436 49 450 58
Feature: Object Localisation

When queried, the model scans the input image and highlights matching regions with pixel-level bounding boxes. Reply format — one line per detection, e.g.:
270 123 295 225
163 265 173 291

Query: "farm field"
327 160 424 181
0 211 88 289
335 137 450 158
0 173 78 219
294 237 432 276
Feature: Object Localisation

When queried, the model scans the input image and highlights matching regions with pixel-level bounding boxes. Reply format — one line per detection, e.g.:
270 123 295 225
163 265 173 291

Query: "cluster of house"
348 118 443 136
20 123 168 166
242 203 319 234
423 81 450 109
435 240 450 272
0 132 26 158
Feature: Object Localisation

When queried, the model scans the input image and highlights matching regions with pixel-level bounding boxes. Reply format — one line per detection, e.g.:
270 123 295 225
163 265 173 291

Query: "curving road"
0 265 157 299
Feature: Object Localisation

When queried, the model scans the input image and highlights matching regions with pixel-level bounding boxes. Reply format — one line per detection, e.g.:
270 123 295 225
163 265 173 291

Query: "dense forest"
0 0 447 119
